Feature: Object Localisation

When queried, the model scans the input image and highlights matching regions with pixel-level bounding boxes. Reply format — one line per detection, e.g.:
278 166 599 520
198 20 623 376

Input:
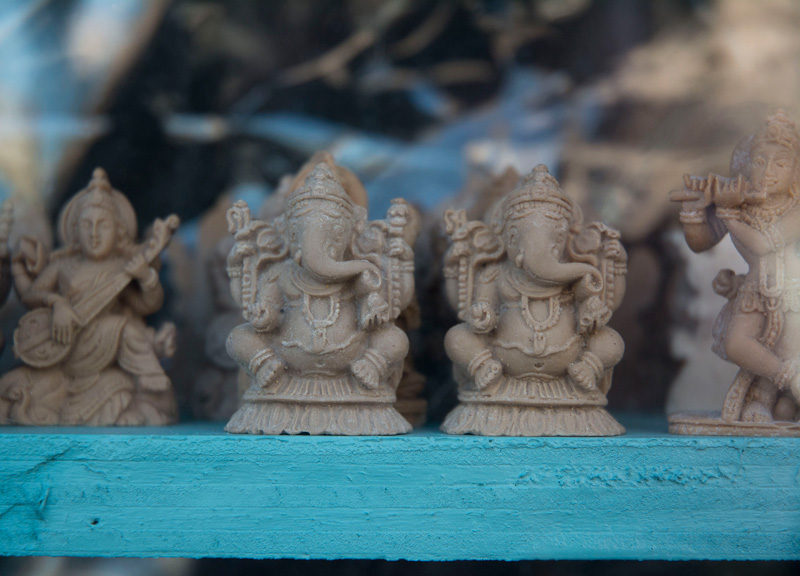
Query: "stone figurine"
441 165 627 436
224 162 417 435
192 152 426 426
0 201 13 352
670 110 800 435
0 168 179 426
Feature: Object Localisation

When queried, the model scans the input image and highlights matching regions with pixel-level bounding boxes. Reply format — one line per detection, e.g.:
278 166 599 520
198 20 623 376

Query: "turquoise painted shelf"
1 415 798 561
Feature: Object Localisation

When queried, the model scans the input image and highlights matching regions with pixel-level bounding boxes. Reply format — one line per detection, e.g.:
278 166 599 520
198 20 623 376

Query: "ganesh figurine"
0 168 179 426
224 162 416 435
669 110 800 436
441 164 627 436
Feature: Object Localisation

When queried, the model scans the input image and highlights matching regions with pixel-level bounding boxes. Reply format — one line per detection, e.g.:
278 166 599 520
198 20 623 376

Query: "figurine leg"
226 323 283 387
351 325 409 389
444 323 502 389
775 311 800 407
118 321 171 392
773 393 798 421
724 311 783 382
742 377 778 423
568 326 624 391
115 322 176 424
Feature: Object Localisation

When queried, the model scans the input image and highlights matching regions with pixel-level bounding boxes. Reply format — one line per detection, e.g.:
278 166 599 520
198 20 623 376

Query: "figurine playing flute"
670 110 800 435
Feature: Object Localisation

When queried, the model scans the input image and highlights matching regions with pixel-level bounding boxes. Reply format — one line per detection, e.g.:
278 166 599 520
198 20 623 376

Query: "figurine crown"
286 163 353 216
753 109 800 153
502 164 573 220
83 167 116 210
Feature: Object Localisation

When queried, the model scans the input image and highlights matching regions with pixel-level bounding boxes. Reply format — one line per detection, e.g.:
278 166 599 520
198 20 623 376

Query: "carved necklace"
505 266 562 332
740 194 796 230
520 294 561 332
303 293 340 351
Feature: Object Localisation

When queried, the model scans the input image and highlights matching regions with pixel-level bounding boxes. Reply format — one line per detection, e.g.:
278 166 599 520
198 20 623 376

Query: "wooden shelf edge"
1 414 799 561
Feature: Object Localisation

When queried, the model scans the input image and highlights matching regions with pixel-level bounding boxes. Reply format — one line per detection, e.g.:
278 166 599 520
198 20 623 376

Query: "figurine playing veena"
0 168 179 426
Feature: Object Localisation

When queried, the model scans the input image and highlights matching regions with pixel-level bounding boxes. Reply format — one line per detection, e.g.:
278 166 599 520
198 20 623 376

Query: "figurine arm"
245 272 282 332
681 207 729 253
465 272 499 334
121 266 165 316
19 260 61 309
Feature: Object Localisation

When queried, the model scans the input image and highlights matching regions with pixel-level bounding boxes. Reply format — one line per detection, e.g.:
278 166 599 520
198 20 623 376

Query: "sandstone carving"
0 168 179 426
224 161 417 435
670 110 800 435
441 164 627 436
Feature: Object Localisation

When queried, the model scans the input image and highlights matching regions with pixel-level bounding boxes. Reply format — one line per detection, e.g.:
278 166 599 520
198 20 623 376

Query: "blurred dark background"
1 0 799 572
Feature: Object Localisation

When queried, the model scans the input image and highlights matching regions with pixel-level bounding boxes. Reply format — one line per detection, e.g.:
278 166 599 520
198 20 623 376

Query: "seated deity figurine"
441 165 627 436
0 201 13 353
224 162 416 435
0 168 179 426
670 110 800 435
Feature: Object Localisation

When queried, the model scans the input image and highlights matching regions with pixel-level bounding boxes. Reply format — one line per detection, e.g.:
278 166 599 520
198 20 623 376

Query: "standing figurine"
0 168 179 426
670 110 800 435
441 165 627 436
225 162 416 435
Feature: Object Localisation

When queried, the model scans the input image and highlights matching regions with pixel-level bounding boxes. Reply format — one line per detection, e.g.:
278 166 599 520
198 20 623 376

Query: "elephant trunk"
523 250 601 288
301 230 375 283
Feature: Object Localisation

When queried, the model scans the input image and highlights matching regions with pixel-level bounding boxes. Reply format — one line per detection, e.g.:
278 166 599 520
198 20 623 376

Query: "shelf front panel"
1 418 799 561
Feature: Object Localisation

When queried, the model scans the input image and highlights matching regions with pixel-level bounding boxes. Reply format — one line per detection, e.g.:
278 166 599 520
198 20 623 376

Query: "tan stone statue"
0 168 179 426
0 201 14 353
670 110 800 435
441 165 627 436
224 162 416 435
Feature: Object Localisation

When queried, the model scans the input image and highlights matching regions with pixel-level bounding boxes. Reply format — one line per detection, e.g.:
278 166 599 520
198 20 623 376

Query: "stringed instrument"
13 215 180 368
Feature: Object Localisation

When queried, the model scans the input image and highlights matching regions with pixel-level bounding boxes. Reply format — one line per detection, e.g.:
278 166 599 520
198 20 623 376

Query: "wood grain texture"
1 416 799 561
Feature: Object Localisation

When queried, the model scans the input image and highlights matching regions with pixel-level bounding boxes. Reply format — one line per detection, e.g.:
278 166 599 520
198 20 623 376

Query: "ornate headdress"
752 109 800 154
285 162 354 219
58 167 137 250
497 165 576 224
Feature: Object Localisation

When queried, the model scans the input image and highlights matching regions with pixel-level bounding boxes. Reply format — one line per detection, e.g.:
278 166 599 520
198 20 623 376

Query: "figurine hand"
387 238 412 260
468 301 495 334
230 241 256 263
52 300 79 345
387 200 410 228
680 174 713 213
247 301 276 332
577 296 611 334
712 175 744 209
603 239 625 261
357 265 382 292
125 254 151 281
711 269 741 300
153 322 177 358
362 292 390 330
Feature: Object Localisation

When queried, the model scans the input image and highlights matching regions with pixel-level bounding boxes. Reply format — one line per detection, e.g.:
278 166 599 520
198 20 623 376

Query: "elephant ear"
255 216 289 273
443 209 505 320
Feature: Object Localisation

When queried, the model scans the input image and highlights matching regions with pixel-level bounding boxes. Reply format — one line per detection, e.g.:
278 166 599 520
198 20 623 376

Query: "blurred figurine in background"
0 202 13 352
0 169 179 426
670 110 800 435
441 165 627 436
225 161 417 435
